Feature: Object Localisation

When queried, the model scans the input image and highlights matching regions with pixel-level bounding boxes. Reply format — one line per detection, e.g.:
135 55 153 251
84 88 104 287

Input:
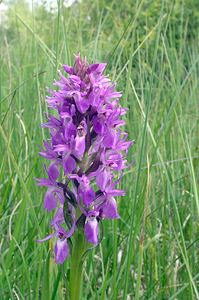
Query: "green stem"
69 230 85 300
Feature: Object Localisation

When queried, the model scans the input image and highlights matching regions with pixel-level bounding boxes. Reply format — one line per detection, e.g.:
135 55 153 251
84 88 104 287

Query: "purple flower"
37 225 70 264
37 54 133 264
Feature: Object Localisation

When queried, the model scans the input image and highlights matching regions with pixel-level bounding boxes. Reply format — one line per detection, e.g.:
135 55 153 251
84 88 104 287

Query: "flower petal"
37 233 55 243
63 156 76 174
107 189 125 197
64 122 76 140
54 239 69 264
63 64 74 75
79 186 95 207
93 116 106 135
74 136 85 159
103 129 116 148
51 208 64 226
84 218 99 245
87 63 106 75
54 144 69 152
44 189 57 211
35 178 53 187
102 197 119 219
96 169 110 191
48 163 60 181
73 92 90 113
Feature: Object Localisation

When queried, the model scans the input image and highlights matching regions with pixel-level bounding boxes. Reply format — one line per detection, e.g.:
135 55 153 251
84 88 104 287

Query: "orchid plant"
37 54 132 299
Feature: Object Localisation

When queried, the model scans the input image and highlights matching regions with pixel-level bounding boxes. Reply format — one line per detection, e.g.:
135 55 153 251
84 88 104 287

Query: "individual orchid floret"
37 54 133 264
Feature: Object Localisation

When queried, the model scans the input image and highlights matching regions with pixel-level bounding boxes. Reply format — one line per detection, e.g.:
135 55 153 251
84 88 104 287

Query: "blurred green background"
0 0 199 299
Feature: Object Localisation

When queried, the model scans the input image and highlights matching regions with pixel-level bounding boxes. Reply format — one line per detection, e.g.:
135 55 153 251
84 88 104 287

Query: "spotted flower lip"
37 54 133 264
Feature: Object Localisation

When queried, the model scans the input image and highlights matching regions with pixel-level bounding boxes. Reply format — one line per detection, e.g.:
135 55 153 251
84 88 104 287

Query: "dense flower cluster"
37 54 132 264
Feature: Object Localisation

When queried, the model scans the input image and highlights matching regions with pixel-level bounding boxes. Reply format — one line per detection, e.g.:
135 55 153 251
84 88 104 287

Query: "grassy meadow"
0 0 199 299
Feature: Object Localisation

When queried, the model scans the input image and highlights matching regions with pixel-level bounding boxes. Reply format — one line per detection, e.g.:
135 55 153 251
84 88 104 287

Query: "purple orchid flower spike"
37 54 133 267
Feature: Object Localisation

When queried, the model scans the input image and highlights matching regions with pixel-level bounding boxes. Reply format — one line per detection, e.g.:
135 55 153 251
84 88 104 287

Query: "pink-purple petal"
54 239 69 264
37 233 56 243
63 156 76 174
51 208 64 225
74 135 86 158
102 197 119 219
84 218 99 245
96 169 110 191
48 163 60 181
44 189 57 211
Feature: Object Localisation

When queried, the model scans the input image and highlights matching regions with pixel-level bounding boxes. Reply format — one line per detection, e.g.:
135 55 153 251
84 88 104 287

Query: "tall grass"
0 0 199 299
